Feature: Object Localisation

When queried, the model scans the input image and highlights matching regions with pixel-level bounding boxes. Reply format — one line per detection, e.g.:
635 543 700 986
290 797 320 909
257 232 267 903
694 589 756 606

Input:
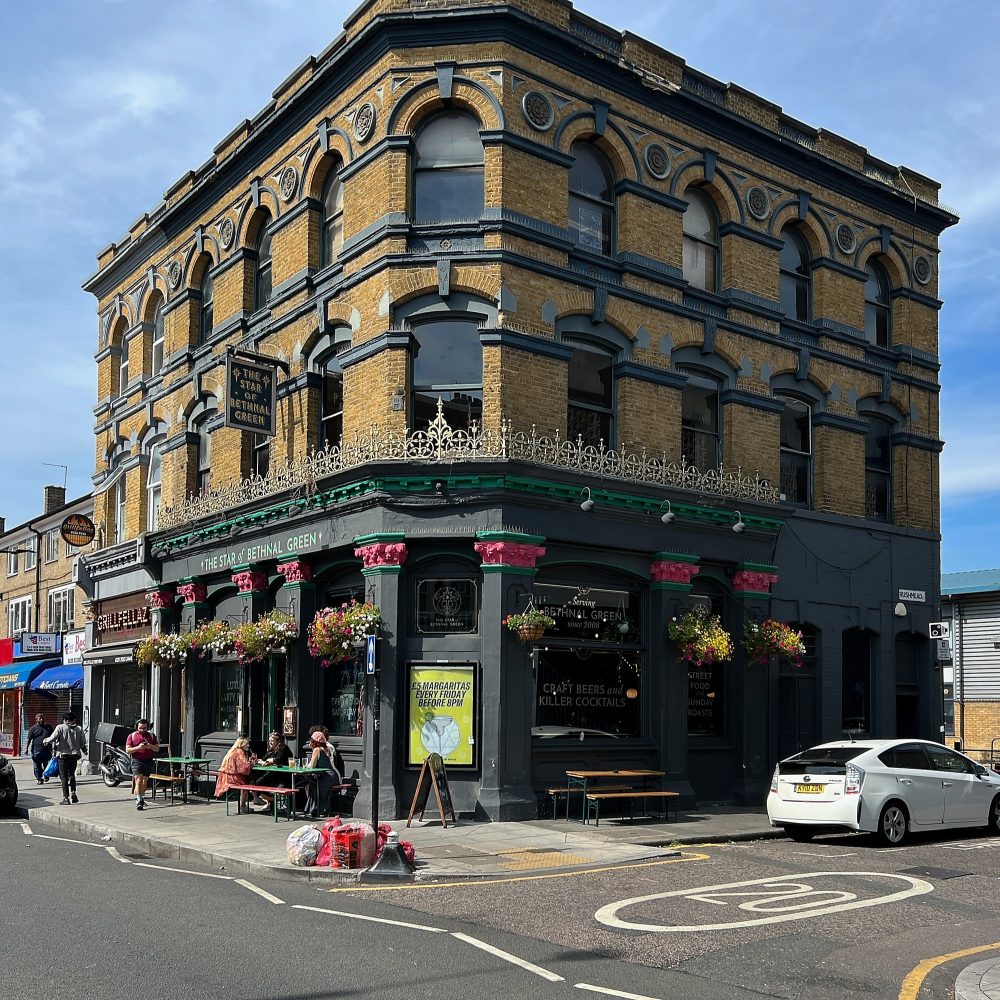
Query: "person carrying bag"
43 712 88 805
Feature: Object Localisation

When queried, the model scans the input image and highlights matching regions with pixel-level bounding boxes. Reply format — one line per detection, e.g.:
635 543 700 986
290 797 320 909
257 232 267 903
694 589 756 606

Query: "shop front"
0 653 63 756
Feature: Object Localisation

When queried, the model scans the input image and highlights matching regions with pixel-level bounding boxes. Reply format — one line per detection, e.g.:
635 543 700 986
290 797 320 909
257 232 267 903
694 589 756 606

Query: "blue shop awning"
0 659 59 691
30 664 84 691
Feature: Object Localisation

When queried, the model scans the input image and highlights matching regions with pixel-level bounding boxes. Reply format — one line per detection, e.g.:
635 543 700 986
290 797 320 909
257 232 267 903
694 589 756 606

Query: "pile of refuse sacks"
285 817 416 869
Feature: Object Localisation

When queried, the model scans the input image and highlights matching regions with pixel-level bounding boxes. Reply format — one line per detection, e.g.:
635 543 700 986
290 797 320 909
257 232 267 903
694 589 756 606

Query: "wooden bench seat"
147 773 186 803
585 790 679 826
545 784 634 820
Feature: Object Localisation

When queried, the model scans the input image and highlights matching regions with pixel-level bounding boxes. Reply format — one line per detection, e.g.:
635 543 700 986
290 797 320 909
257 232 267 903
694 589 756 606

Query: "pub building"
81 0 949 819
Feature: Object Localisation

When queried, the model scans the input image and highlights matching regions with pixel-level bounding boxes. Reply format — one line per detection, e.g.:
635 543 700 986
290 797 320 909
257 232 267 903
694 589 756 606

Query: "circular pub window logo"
60 514 96 548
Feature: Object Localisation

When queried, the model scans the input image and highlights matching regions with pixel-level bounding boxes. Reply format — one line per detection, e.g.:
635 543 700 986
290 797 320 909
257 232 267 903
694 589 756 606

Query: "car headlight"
0 760 13 777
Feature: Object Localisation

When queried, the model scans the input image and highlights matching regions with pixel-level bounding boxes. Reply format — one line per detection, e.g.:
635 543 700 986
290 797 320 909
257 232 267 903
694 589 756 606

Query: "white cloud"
71 68 188 122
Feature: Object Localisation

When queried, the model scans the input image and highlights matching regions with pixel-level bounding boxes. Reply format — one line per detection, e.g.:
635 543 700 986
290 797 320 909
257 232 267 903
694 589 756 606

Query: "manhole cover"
897 866 973 879
119 852 152 861
497 849 591 871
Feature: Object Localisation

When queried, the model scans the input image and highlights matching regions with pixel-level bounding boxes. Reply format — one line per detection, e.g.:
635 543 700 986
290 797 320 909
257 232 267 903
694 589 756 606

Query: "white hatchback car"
767 739 1000 845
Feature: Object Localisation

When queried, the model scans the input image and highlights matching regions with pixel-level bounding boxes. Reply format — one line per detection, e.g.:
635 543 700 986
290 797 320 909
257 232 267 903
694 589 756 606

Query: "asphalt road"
4 816 999 999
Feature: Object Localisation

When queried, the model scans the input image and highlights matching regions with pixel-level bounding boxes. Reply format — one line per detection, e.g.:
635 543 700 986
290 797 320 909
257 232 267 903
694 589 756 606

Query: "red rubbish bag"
315 818 343 867
332 828 364 869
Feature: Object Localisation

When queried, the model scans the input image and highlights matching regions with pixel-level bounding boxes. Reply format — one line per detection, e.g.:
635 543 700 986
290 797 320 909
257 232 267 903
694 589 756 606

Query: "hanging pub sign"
532 583 640 642
224 353 277 436
60 513 95 547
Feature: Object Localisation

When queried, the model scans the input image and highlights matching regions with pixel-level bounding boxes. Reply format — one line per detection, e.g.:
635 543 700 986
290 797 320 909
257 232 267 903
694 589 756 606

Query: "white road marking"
794 852 857 858
20 822 33 835
105 846 133 864
235 878 285 904
576 984 666 999
450 932 564 982
293 903 447 933
31 832 104 848
133 862 232 880
941 839 1000 851
594 871 934 932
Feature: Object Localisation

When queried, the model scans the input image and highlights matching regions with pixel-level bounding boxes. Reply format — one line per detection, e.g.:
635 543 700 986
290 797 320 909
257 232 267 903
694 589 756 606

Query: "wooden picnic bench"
147 773 185 803
584 789 679 826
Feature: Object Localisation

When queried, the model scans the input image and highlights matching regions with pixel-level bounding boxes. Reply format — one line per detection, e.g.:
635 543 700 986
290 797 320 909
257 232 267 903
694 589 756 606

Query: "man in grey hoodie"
43 712 87 805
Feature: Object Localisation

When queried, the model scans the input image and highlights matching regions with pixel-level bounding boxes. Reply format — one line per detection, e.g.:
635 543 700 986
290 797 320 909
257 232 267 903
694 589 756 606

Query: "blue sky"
0 1 996 573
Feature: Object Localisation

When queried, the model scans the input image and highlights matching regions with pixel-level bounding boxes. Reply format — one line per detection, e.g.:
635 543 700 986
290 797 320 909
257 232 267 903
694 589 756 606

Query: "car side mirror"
975 764 989 777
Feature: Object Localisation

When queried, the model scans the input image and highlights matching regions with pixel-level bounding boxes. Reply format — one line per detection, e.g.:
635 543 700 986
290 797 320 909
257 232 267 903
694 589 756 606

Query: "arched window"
682 189 719 291
251 433 270 479
779 225 811 322
321 165 344 267
864 260 892 348
865 416 892 522
146 440 163 532
777 395 812 506
568 142 614 256
413 112 484 224
196 422 212 496
680 369 721 472
114 478 127 543
254 218 273 312
151 300 165 376
199 267 214 345
118 338 129 397
566 338 614 446
411 319 483 432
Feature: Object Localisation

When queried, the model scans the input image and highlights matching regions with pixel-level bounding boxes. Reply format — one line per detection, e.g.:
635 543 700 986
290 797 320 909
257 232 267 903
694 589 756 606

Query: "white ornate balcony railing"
158 401 780 532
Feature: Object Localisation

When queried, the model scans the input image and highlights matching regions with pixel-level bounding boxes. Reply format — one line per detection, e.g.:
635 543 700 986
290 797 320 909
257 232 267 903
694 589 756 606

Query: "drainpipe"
28 521 43 633
957 603 965 748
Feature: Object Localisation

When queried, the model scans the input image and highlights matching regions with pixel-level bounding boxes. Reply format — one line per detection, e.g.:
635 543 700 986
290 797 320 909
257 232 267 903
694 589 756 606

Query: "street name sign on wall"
224 354 277 436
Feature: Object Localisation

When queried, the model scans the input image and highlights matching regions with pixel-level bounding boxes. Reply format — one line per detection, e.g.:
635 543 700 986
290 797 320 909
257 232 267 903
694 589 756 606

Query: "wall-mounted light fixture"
732 511 746 533
579 487 596 512
659 500 675 524
893 601 908 618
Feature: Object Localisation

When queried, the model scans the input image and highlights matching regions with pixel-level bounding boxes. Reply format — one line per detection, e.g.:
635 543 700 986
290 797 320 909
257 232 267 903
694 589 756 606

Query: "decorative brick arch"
391 80 502 136
554 116 639 184
241 205 272 252
139 284 167 324
769 203 827 261
672 163 741 225
857 241 907 290
305 147 349 202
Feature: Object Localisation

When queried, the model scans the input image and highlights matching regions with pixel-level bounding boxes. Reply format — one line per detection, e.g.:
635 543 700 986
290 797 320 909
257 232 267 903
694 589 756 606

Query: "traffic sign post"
929 622 951 641
366 634 380 836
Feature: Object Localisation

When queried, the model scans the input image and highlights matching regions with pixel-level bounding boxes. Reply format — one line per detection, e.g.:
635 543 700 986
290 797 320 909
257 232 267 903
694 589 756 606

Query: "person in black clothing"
24 714 53 784
250 732 293 812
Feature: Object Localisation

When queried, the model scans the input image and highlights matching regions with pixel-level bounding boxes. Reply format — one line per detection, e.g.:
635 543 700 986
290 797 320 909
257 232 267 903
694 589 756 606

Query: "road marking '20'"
594 871 933 932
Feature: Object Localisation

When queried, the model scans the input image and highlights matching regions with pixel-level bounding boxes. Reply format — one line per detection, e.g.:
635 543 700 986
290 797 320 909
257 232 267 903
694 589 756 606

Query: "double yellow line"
900 941 1000 999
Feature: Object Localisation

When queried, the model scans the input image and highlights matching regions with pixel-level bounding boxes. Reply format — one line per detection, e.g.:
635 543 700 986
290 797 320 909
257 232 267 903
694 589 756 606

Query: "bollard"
358 831 415 882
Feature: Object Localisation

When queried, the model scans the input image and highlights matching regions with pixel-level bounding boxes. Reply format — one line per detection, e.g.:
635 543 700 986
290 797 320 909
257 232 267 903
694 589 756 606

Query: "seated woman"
251 732 293 811
214 737 255 814
303 730 343 818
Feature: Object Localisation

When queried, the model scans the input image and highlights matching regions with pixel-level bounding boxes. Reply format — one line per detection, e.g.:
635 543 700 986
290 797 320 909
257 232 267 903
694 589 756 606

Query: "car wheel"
876 802 908 846
784 824 816 842
988 795 1000 835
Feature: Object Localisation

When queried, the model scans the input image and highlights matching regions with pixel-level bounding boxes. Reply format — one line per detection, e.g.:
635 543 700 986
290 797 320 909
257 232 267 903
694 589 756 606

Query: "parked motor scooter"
0 755 18 813
99 743 133 788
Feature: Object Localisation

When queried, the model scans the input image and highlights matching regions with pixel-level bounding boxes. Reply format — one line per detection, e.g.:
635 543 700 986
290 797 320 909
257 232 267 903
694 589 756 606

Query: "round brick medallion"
521 91 554 131
835 223 857 254
644 143 670 180
440 238 453 251
746 185 770 220
913 254 932 285
279 165 298 202
354 102 377 142
218 217 235 249
167 261 182 289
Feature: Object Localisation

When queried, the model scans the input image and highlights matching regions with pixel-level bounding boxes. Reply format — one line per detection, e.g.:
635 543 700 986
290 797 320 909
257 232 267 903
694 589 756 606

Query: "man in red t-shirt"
125 718 160 811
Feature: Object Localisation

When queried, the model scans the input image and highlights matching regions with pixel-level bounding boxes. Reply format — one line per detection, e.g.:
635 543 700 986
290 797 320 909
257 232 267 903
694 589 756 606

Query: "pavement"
9 756 998 999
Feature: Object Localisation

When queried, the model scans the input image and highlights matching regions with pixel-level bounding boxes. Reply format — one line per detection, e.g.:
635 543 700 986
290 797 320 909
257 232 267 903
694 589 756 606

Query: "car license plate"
795 783 824 794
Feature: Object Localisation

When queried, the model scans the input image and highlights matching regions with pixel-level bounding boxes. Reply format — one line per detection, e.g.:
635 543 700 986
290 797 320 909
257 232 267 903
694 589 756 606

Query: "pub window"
114 478 127 543
118 339 129 397
321 585 364 737
146 440 163 532
680 369 721 472
318 348 346 449
251 433 270 479
216 663 243 732
151 300 165 376
779 225 811 322
321 163 344 267
568 142 615 256
48 587 75 632
864 259 892 348
777 395 812 506
198 266 214 345
864 416 892 522
566 338 614 447
411 319 483 433
842 628 875 734
413 111 484 225
686 595 727 738
254 216 273 312
196 423 212 496
682 188 719 292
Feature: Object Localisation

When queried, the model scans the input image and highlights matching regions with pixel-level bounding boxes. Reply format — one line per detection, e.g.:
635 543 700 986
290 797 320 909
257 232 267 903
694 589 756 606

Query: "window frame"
410 317 485 434
47 586 75 633
316 344 349 451
776 394 813 506
118 338 129 396
779 225 812 323
412 111 485 226
6 548 17 577
114 477 127 543
864 415 893 522
22 535 36 572
679 368 722 473
8 596 32 636
682 188 720 292
565 336 616 448
864 260 892 348
146 438 164 533
151 301 165 376
321 164 344 268
251 432 270 479
568 142 616 257
44 527 60 564
254 217 273 313
198 267 214 345
196 422 212 497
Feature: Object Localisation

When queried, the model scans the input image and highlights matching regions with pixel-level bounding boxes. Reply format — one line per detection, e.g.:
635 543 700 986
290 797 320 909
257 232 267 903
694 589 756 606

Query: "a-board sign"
405 752 457 828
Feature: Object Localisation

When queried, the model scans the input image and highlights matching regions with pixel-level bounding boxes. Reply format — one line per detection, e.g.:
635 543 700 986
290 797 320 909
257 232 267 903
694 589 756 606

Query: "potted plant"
135 631 194 669
307 600 382 666
743 618 806 667
667 605 734 667
503 608 557 642
233 610 298 664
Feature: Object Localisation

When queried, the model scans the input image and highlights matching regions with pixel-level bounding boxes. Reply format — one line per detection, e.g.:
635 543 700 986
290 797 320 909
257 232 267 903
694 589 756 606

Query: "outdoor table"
564 769 666 822
251 765 327 821
154 756 211 804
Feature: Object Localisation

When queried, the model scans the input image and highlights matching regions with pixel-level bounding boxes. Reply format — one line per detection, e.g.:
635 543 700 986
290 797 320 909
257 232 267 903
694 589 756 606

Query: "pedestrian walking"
42 712 87 805
125 718 160 811
23 713 53 784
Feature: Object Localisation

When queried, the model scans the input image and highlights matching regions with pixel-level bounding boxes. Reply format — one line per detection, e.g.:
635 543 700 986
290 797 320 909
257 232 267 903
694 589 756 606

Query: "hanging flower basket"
189 620 237 659
308 600 382 666
743 619 806 668
667 605 733 667
503 609 556 643
233 610 298 664
135 631 194 669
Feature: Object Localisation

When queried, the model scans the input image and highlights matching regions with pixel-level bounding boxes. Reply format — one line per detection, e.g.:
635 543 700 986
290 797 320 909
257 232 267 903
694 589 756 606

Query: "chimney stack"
43 485 66 514
0 516 5 536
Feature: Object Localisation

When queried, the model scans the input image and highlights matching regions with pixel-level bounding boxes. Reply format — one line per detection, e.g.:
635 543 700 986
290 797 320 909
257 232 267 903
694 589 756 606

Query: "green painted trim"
480 564 538 575
652 581 694 592
280 581 316 590
361 565 403 576
534 558 650 581
737 561 779 573
353 532 406 545
475 529 546 545
653 551 700 564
